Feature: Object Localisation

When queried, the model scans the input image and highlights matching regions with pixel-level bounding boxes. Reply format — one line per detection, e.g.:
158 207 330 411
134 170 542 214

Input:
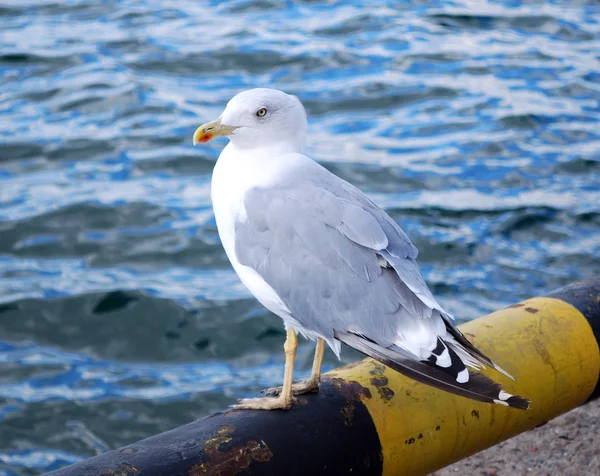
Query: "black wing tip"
469 371 531 410
498 395 531 411
337 331 532 410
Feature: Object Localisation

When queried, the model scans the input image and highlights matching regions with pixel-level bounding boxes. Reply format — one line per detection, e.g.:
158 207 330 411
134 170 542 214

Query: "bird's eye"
256 108 267 117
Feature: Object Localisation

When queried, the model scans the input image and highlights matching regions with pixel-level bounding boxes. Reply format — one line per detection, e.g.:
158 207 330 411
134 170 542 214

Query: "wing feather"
233 154 527 408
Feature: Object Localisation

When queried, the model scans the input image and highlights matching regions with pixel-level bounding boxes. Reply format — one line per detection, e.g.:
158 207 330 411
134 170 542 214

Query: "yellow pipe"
327 296 600 475
48 281 600 476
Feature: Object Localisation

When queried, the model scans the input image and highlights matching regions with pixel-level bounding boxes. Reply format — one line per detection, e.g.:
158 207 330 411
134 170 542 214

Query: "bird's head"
193 88 308 150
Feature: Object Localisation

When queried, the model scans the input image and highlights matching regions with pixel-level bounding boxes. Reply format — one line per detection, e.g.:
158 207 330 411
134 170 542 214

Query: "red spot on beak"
198 133 213 143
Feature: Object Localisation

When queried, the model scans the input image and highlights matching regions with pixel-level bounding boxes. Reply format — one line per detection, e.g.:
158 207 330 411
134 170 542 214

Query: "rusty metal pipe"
46 278 600 476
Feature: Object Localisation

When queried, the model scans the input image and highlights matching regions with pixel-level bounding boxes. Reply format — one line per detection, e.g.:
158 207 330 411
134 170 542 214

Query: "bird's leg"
263 338 325 397
231 328 298 410
296 338 325 392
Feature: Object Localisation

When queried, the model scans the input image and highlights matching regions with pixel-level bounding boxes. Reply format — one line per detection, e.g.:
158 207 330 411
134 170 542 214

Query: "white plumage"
193 88 529 411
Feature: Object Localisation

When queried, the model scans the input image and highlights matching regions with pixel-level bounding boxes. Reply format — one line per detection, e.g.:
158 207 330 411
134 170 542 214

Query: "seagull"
193 88 529 411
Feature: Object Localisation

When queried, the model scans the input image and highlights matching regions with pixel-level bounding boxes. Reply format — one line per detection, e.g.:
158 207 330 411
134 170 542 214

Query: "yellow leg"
309 338 326 384
231 329 298 410
264 338 325 397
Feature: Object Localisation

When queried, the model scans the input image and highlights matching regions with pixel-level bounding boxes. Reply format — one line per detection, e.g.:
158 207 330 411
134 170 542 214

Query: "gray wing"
234 161 448 348
232 159 531 410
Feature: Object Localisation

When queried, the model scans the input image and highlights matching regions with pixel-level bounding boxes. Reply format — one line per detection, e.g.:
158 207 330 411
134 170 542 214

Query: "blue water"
1 0 600 473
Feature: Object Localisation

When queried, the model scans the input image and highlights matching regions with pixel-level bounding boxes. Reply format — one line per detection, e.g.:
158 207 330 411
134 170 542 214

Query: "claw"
230 396 297 411
262 379 320 397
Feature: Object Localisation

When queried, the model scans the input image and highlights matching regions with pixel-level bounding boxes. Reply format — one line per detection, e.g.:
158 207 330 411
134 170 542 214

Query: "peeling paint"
327 377 372 427
370 376 395 401
370 376 388 387
328 377 372 401
378 386 395 401
190 424 273 476
369 363 386 377
203 424 234 453
44 285 600 476
97 463 140 475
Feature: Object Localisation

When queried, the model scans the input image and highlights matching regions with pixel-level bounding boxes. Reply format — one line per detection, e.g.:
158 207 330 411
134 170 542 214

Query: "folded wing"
234 154 529 409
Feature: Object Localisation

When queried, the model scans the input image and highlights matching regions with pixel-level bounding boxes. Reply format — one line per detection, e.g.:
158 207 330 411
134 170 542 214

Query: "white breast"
210 143 295 320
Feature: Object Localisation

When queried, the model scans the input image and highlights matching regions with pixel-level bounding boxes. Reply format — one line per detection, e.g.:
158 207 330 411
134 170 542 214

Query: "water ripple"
1 0 599 473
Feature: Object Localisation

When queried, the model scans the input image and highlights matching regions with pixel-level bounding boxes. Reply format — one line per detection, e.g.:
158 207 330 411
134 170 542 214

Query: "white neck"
210 141 305 257
221 141 302 180
228 134 304 155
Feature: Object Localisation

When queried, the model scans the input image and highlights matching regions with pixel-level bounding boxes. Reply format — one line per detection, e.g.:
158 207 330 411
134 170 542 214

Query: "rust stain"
203 424 234 452
98 463 140 475
190 423 273 476
249 443 272 463
327 377 372 401
369 363 386 377
525 307 539 314
189 463 207 473
378 386 395 401
370 376 395 401
370 376 388 387
188 464 205 474
326 377 372 427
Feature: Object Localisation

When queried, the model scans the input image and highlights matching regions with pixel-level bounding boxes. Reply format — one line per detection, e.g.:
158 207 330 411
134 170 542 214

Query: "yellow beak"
192 118 238 145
